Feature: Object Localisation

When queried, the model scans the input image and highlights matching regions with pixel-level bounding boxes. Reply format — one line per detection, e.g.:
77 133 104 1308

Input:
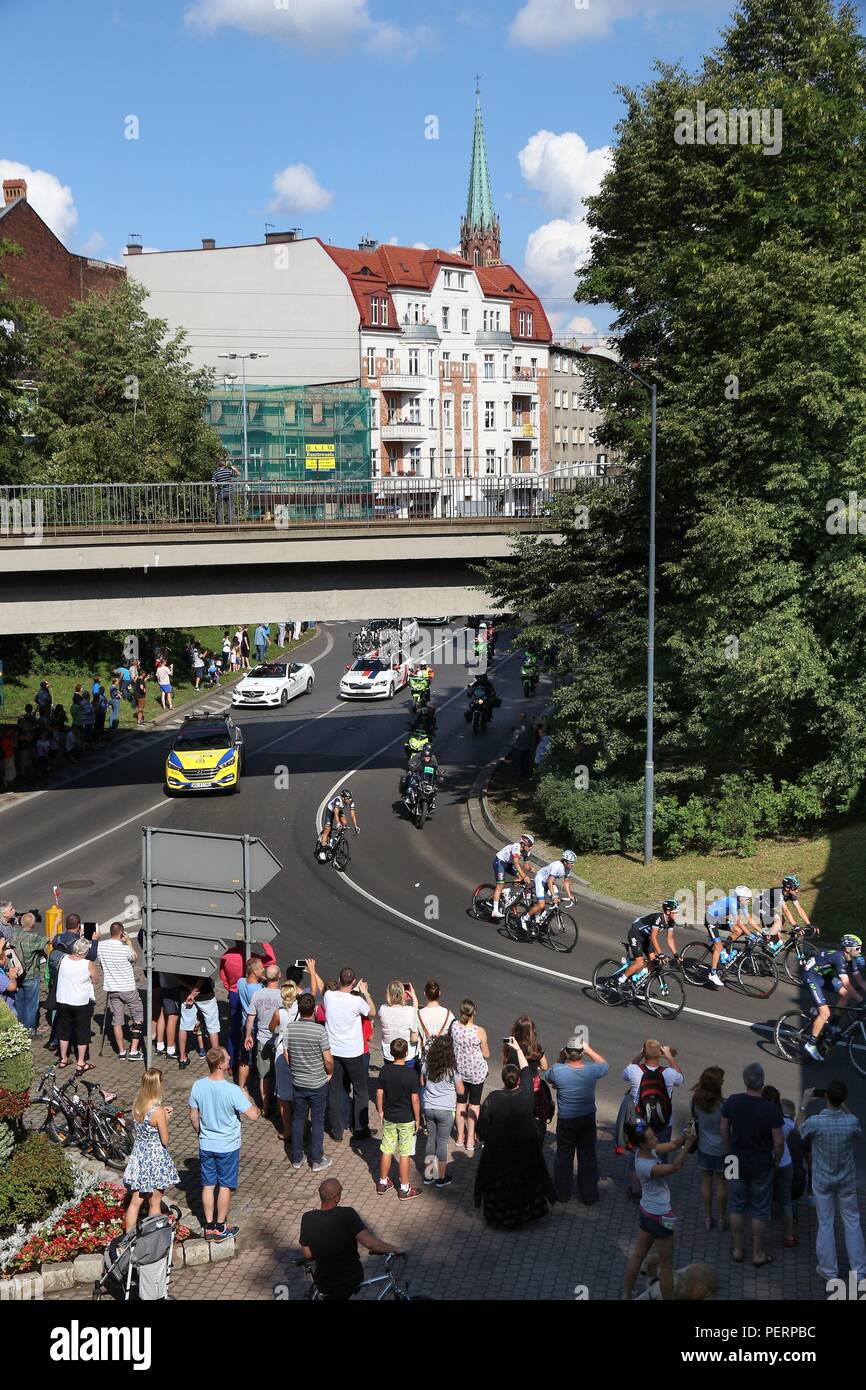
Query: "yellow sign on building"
305 444 336 472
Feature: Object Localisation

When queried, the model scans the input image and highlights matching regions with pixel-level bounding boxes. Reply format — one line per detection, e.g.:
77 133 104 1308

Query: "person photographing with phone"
622 1116 696 1300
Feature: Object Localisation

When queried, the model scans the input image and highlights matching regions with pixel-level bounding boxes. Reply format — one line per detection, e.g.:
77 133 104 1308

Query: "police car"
164 711 245 794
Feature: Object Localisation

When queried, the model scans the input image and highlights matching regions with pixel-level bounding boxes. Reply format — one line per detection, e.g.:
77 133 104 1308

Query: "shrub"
0 1136 75 1235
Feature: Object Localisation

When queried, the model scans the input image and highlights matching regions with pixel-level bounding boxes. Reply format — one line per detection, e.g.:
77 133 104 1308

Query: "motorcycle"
521 665 539 697
467 693 492 734
410 683 431 710
404 767 437 828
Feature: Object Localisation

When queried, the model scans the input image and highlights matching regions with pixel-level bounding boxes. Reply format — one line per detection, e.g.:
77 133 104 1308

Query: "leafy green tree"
0 240 33 485
483 0 866 835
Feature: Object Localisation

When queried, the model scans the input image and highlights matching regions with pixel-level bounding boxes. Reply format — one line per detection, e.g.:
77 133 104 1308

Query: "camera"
28 908 43 924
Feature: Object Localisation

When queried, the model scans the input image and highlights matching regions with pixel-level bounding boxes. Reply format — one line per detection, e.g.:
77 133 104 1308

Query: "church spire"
460 83 501 266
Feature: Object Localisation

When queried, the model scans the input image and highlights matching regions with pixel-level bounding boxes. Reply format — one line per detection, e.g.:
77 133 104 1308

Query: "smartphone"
82 922 97 941
404 983 412 993
812 1088 827 1100
294 959 307 972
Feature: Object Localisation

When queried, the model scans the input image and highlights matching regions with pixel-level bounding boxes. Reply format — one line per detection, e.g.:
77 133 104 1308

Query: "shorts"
274 1052 294 1101
161 990 180 1018
257 1036 278 1079
493 857 517 884
459 1080 485 1106
108 989 143 1027
703 912 729 944
627 926 651 959
199 1148 240 1190
158 684 172 697
697 1152 726 1174
321 810 340 832
180 995 220 1035
727 1167 774 1222
639 1206 675 1239
380 1120 416 1157
533 871 551 902
804 971 828 1008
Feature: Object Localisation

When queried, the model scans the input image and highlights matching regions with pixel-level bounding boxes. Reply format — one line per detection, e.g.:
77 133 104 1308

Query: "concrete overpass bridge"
0 474 604 633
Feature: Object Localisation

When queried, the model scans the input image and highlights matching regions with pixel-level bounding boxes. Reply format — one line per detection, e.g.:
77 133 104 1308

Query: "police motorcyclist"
520 649 538 689
467 671 497 720
409 703 437 738
409 663 434 705
401 737 438 816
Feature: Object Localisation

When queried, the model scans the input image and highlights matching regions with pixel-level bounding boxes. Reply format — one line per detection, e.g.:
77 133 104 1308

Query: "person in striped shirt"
212 455 240 525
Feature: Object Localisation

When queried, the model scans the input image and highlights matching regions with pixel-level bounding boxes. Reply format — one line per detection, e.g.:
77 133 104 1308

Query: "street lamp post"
218 351 269 481
580 347 657 866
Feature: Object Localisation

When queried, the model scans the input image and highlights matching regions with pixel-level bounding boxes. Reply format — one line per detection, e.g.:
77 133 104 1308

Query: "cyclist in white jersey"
490 834 534 919
519 851 577 939
319 787 360 851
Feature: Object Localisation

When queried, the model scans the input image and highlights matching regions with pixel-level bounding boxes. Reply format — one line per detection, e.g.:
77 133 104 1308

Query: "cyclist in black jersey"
618 900 680 992
319 788 359 852
754 874 813 953
802 935 865 1061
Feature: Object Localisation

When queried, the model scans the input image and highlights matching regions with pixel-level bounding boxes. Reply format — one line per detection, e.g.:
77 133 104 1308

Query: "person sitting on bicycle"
619 899 680 993
754 874 813 954
519 850 576 939
490 834 534 920
802 935 866 1062
703 886 759 989
299 1177 403 1301
319 787 359 851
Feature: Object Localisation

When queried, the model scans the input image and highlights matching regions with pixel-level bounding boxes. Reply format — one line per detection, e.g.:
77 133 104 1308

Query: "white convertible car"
232 660 315 708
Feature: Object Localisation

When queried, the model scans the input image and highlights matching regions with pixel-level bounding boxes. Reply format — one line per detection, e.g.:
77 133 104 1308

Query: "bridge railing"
0 472 616 540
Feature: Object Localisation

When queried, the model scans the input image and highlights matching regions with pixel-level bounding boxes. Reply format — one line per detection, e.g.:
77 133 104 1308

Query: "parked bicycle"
775 1003 866 1075
314 821 351 871
469 879 532 924
294 1251 430 1301
679 934 778 999
503 896 578 953
33 1069 134 1171
591 948 686 1019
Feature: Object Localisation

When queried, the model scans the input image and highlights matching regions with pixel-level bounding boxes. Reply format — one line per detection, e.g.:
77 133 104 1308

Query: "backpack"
533 1075 555 1126
636 1064 672 1131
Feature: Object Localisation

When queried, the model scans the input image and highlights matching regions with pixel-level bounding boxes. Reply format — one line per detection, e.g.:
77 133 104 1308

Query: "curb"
0 1236 237 1300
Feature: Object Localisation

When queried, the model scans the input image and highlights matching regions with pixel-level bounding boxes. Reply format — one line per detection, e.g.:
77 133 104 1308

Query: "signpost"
142 827 283 1066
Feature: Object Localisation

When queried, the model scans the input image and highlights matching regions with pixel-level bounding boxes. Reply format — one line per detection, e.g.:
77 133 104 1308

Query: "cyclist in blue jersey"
802 935 865 1061
703 886 760 989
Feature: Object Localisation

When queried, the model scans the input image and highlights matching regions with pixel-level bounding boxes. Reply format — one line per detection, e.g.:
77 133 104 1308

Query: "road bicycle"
352 625 378 658
591 947 686 1020
314 821 351 871
33 1069 134 1170
469 878 532 923
294 1252 431 1301
774 1003 866 1075
757 922 819 985
679 934 778 999
503 895 578 953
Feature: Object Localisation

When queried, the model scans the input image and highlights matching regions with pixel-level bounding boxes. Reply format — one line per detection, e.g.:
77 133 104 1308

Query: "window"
572 392 580 409
484 353 494 381
409 396 421 425
461 307 469 333
386 447 395 473
462 353 470 382
311 398 323 425
462 397 472 430
441 351 450 376
428 398 436 428
531 448 538 469
386 347 395 372
554 389 561 408
484 400 495 429
366 347 376 380
579 426 586 446
381 298 388 327
443 397 453 429
518 311 533 337
554 425 561 445
408 348 420 375
513 356 521 375
427 349 435 376
444 270 453 288
371 446 378 475
370 397 378 428
371 298 379 326
442 306 450 332
474 249 481 266
530 357 537 379
459 273 467 289
408 446 421 471
429 448 437 474
573 426 580 444
485 449 496 475
554 354 561 372
573 358 580 374
444 448 453 475
463 447 472 475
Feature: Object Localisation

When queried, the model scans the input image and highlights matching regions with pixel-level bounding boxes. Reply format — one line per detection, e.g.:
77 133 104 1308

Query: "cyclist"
802 935 866 1062
619 900 680 994
299 1177 403 1301
319 787 359 852
519 850 577 940
489 834 535 920
703 886 759 989
754 874 813 953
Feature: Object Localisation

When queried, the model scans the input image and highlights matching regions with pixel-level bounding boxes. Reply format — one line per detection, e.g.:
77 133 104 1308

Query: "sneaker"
434 1176 453 1189
166 1047 177 1058
155 1043 166 1054
423 1174 437 1186
129 1051 143 1061
213 1225 239 1242
398 1186 420 1201
117 1051 129 1060
197 1048 207 1059
290 1160 305 1171
490 909 504 920
311 1158 332 1174
178 1058 190 1070
203 1225 218 1240
377 1178 394 1196
804 1042 823 1062
707 971 723 989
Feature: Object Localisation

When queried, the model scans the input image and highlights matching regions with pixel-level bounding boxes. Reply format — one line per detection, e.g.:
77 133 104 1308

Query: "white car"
232 660 315 708
339 653 411 700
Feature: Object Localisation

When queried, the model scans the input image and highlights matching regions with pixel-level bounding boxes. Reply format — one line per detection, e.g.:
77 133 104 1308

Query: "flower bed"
1 1180 191 1275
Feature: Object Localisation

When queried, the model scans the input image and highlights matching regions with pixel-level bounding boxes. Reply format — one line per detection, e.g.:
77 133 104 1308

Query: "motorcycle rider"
401 736 438 816
409 703 437 739
520 649 538 690
466 672 497 723
409 663 434 707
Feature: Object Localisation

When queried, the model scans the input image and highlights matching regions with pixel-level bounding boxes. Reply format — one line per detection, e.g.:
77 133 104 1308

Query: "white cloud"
524 217 593 302
509 0 714 49
78 231 106 257
546 308 606 341
269 164 333 214
518 130 611 220
411 241 430 250
0 160 77 242
185 0 430 54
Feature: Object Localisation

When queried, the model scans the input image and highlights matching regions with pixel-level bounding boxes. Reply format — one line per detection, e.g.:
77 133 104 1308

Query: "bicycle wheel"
846 1017 866 1078
39 1099 76 1147
774 1011 811 1063
332 836 350 872
780 942 805 985
645 971 685 1020
679 942 712 986
545 909 577 953
470 885 495 919
736 949 778 999
503 902 529 941
591 959 627 1006
94 1112 134 1171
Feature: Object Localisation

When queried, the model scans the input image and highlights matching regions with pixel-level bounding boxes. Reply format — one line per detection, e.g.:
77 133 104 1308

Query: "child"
375 1037 421 1200
122 1068 180 1234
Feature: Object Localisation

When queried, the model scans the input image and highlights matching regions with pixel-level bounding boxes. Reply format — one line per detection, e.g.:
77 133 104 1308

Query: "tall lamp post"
579 346 657 866
218 352 269 481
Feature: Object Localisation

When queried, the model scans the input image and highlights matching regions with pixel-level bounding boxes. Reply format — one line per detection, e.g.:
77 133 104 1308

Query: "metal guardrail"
0 473 615 540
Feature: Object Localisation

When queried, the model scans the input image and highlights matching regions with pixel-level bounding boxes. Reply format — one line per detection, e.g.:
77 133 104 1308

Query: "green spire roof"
464 89 496 231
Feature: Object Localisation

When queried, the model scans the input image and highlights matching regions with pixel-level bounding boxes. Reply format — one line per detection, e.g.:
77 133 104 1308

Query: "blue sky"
1 0 751 336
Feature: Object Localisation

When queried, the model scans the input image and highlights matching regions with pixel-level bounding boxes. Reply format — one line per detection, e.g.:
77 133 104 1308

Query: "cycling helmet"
734 885 752 899
661 898 679 913
561 849 577 864
519 833 535 847
781 875 800 889
841 934 863 951
341 787 353 799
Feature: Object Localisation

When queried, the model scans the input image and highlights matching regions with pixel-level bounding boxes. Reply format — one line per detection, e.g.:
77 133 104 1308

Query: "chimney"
264 228 302 244
125 243 142 256
202 238 216 250
3 178 27 206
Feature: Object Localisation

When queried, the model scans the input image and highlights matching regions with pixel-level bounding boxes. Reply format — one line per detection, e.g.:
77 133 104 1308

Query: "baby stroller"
94 1212 176 1301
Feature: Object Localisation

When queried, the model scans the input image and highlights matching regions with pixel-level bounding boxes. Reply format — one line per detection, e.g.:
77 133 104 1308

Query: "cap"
565 1033 585 1052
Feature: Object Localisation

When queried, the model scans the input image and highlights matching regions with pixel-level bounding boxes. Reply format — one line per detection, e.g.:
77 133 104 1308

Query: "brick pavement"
29 1019 842 1302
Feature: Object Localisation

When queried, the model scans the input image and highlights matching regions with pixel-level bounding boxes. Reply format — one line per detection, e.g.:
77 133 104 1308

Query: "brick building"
0 179 125 318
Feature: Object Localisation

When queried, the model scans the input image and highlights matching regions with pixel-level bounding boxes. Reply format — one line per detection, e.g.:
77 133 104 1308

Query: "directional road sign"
152 955 215 977
147 829 282 893
148 884 245 917
147 909 279 944
150 933 228 958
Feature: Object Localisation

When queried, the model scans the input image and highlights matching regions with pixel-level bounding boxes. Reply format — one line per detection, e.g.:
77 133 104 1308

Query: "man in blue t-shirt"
547 1032 609 1205
189 1046 259 1242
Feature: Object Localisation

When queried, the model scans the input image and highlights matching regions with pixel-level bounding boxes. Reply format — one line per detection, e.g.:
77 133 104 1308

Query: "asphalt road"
2 620 832 1130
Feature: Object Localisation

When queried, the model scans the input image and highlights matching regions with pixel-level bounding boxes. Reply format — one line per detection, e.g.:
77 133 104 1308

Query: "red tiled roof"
476 264 552 343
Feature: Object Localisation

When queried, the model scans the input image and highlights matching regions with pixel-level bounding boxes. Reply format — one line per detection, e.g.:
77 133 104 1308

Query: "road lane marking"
0 798 172 889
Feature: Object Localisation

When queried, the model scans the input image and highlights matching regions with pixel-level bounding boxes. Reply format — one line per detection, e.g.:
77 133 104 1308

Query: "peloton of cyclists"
519 850 577 940
489 834 535 920
618 900 681 994
703 885 761 989
801 934 866 1061
319 787 360 854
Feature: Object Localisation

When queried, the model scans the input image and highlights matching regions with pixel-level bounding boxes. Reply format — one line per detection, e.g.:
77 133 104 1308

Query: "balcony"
379 372 428 391
511 370 538 394
476 330 514 347
400 319 440 341
381 419 427 442
512 421 538 440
